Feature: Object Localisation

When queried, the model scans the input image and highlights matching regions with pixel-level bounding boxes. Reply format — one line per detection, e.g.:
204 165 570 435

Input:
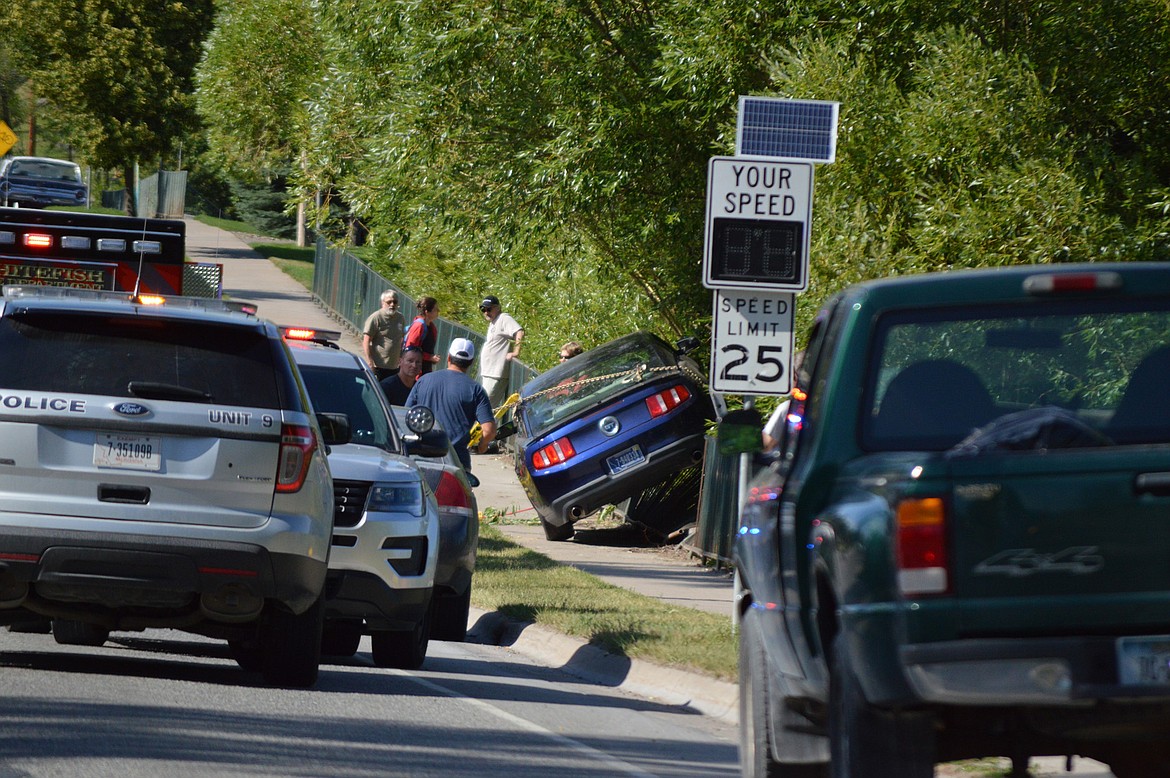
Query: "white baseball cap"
448 338 476 361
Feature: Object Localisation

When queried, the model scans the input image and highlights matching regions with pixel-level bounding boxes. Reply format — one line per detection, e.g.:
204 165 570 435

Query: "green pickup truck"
734 263 1170 778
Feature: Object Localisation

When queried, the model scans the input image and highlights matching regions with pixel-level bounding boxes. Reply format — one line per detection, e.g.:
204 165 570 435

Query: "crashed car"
0 156 88 208
512 331 715 541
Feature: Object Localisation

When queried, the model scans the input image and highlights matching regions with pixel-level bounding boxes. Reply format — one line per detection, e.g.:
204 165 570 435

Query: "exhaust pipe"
568 505 586 520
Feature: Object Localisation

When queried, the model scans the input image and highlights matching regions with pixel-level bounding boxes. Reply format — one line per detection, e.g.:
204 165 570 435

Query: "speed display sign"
709 289 795 396
703 157 813 293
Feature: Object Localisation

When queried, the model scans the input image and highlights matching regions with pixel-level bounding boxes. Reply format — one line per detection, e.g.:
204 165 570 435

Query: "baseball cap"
479 295 500 311
448 338 476 361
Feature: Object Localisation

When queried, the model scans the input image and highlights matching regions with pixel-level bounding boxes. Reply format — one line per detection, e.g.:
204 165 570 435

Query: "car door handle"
1135 472 1170 497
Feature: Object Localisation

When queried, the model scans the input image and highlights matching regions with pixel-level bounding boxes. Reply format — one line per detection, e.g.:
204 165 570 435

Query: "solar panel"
736 97 838 163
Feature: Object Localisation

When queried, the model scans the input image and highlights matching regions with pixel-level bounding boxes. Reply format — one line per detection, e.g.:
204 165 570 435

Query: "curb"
466 606 739 725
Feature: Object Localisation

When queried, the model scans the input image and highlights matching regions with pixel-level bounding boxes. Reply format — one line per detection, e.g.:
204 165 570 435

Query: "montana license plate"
606 445 645 476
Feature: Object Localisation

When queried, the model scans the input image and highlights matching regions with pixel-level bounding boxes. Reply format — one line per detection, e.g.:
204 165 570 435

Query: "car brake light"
1023 272 1122 295
24 233 52 249
532 437 576 470
896 497 949 595
433 470 471 509
646 384 690 418
135 294 166 306
283 327 318 340
276 423 318 493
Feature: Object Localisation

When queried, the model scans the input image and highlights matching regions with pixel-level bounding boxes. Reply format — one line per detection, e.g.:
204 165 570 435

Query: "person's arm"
475 420 498 453
506 328 525 362
362 334 375 366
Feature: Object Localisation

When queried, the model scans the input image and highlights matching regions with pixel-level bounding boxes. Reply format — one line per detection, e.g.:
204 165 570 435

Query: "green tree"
9 0 214 213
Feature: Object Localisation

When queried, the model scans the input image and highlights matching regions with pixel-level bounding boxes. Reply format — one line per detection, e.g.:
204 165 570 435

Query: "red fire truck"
0 207 220 297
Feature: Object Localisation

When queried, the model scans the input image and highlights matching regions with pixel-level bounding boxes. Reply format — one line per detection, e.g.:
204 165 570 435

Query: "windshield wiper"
127 381 214 403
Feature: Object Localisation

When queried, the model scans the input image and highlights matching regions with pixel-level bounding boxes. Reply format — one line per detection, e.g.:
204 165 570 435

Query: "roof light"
0 231 15 245
133 240 162 255
1023 272 1122 295
96 238 126 252
136 294 166 306
646 384 691 418
23 233 52 249
61 236 91 250
533 436 576 470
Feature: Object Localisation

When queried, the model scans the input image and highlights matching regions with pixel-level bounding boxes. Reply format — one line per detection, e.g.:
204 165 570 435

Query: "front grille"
333 480 371 528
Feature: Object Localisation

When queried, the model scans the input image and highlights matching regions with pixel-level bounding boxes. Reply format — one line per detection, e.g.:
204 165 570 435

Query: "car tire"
739 608 828 778
259 594 324 688
371 603 431 670
321 621 363 657
540 516 574 542
51 619 110 647
228 639 265 672
432 587 471 642
829 635 934 778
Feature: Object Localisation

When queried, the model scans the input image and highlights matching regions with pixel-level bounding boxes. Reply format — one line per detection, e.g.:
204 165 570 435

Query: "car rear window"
520 332 676 434
863 299 1170 451
8 159 82 182
0 311 281 408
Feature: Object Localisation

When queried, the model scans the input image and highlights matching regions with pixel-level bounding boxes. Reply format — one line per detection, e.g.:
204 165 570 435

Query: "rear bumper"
0 524 327 623
532 432 706 527
902 637 1170 706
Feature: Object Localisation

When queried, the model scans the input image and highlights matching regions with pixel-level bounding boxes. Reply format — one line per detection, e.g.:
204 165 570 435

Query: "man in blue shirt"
406 338 497 471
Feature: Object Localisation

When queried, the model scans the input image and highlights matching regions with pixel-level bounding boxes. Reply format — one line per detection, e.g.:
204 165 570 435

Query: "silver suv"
0 287 335 687
285 331 442 669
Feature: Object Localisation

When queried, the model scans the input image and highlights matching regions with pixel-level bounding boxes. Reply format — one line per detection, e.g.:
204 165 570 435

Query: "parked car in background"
284 329 446 669
0 156 88 208
391 406 479 642
734 263 1170 778
512 330 715 541
0 286 336 688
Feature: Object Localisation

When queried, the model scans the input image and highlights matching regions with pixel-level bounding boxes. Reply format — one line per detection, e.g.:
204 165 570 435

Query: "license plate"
606 445 645 476
94 433 162 471
1117 636 1170 685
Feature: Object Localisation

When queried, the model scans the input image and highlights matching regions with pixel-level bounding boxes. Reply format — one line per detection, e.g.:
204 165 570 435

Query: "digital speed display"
707 218 804 287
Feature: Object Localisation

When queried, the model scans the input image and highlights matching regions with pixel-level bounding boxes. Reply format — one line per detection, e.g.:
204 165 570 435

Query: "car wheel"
540 516 574 542
51 619 110 647
228 639 265 672
371 603 431 669
829 635 933 778
739 608 828 777
321 621 363 657
432 587 471 642
258 594 324 688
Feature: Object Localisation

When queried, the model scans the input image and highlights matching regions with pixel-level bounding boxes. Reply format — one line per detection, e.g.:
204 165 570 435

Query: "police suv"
0 286 336 687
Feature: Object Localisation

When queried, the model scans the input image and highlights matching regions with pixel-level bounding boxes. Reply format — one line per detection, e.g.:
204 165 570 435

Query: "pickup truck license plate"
1117 636 1170 685
94 433 161 471
606 445 645 476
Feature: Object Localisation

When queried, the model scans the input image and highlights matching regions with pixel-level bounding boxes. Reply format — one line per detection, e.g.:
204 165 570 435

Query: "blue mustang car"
512 331 715 541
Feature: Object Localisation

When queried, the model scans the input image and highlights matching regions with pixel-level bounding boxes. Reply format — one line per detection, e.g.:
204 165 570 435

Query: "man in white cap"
406 337 497 472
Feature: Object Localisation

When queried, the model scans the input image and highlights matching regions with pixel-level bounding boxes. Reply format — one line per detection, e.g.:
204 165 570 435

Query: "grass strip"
471 523 738 681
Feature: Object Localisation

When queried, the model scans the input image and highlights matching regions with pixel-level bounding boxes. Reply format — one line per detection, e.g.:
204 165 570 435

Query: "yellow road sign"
0 120 16 157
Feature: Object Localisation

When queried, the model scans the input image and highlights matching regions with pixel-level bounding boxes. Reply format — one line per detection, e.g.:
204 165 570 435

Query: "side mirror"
405 427 452 459
675 336 700 356
317 412 352 446
466 472 481 488
717 408 763 455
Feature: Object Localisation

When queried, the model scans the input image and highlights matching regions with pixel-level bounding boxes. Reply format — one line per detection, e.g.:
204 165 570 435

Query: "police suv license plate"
94 433 161 471
1117 636 1170 685
606 445 645 476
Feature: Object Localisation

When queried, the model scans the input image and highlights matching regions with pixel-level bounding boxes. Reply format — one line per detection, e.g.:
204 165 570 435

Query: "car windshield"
298 364 396 450
519 331 677 434
9 159 81 182
863 299 1170 452
0 311 279 407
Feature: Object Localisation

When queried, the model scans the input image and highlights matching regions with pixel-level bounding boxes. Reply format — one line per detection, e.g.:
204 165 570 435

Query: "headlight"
367 482 426 516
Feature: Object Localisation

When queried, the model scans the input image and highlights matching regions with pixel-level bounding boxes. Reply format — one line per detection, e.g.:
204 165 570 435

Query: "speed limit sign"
709 289 794 395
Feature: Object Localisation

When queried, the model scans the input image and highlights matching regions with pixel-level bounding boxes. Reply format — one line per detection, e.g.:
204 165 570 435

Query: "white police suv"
0 287 336 687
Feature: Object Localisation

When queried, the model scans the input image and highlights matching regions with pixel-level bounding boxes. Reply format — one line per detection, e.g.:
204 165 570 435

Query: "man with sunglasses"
477 295 524 409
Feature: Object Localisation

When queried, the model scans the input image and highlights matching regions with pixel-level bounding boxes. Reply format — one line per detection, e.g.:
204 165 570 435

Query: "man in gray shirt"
363 290 405 381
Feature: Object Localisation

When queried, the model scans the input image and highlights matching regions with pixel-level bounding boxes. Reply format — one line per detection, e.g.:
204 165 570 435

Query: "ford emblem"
113 402 151 417
599 415 621 437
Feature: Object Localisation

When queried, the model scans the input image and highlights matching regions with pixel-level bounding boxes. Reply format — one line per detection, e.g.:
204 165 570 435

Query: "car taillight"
532 437 576 470
433 470 471 510
646 384 690 418
895 497 949 595
1023 272 1122 295
275 423 318 493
